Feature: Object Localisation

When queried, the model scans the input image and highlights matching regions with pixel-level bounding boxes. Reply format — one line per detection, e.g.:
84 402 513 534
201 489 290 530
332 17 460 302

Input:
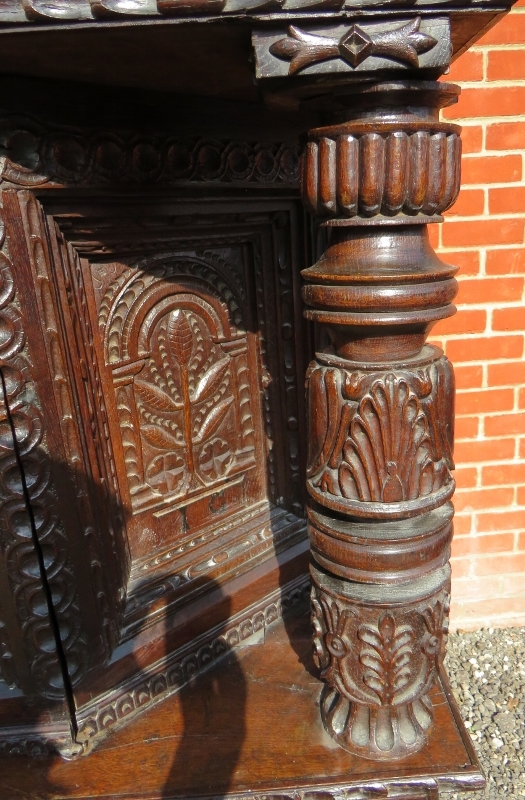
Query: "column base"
321 685 433 760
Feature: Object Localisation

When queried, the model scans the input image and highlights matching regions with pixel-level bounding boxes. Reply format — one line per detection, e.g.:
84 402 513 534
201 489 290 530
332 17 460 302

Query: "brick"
445 187 485 216
432 310 486 337
488 361 525 386
454 486 514 512
452 576 501 600
438 249 480 276
477 14 525 46
443 87 525 120
442 219 525 248
501 571 525 593
517 531 525 550
454 513 474 535
521 438 525 458
461 154 522 185
477 509 525 532
450 557 472 579
474 553 525 577
485 412 525 437
493 307 525 332
452 532 515 557
455 416 480 439
428 224 439 250
487 47 525 80
486 121 525 151
448 50 484 82
486 247 525 275
520 386 525 408
447 335 524 363
490 187 525 216
455 388 514 415
519 485 525 505
451 595 525 620
454 466 478 489
482 462 525 485
455 438 516 463
454 365 483 390
461 125 483 155
457 277 524 305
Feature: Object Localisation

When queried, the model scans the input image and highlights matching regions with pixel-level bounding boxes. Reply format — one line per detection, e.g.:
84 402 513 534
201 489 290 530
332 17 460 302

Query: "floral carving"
310 565 451 760
358 613 414 706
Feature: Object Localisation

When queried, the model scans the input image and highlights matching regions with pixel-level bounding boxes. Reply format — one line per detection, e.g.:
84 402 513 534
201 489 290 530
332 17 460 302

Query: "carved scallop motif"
303 128 461 220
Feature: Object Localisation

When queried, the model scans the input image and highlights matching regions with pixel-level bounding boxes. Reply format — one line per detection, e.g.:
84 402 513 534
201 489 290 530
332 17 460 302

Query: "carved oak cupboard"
0 0 516 797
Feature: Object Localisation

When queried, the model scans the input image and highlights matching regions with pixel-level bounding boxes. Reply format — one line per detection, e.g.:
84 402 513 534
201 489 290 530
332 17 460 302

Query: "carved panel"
97 253 255 516
306 352 455 518
253 17 451 79
31 199 309 638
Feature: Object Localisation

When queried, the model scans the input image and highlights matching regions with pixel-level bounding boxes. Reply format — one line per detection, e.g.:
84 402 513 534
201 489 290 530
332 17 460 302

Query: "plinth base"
0 603 484 800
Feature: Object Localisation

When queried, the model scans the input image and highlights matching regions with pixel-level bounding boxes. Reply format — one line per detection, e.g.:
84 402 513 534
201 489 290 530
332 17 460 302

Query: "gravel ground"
444 626 525 799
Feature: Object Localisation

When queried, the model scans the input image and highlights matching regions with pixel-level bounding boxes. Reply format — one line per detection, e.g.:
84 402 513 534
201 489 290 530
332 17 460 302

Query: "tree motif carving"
135 308 236 499
307 362 454 516
99 254 255 512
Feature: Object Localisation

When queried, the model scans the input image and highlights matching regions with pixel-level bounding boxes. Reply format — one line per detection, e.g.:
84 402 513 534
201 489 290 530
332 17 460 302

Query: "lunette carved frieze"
0 121 300 188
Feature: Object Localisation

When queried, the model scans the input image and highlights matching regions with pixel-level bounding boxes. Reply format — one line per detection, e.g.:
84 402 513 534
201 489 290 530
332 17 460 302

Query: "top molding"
0 0 516 24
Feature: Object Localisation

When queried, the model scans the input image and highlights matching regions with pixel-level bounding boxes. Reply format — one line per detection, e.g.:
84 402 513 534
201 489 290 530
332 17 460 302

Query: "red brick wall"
432 6 525 629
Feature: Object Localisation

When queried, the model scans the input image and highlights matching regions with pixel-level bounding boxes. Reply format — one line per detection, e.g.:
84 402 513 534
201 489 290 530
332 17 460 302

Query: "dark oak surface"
0 604 483 800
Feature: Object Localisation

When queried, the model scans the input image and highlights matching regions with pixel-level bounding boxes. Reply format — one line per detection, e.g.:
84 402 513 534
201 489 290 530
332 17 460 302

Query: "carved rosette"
311 563 450 760
299 81 461 760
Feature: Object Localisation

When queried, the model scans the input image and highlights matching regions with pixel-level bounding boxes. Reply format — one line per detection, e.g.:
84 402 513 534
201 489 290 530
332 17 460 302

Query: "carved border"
0 119 300 188
0 0 503 25
74 574 311 752
0 201 82 699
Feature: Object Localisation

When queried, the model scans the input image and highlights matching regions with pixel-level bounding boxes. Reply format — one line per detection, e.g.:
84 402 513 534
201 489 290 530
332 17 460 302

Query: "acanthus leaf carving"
307 361 454 517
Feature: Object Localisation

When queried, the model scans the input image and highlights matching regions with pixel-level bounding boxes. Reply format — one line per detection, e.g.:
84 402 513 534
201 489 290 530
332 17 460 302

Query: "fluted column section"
302 81 462 761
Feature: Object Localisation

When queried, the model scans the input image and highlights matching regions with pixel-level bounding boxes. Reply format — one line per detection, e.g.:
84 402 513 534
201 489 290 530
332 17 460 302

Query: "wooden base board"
0 603 484 800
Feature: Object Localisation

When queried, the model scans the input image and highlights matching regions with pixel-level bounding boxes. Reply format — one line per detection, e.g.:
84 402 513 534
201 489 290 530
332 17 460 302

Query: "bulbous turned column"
302 81 461 761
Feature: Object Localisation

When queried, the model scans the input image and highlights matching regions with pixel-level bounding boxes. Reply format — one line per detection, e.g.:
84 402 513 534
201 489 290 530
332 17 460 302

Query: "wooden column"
301 81 461 760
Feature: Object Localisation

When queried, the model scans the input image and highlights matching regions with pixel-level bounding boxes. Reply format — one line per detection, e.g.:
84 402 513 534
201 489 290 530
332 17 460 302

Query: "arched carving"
99 254 254 513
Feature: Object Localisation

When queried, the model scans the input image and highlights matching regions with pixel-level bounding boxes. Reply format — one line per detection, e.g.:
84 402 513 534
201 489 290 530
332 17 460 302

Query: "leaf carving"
195 397 233 444
358 613 415 705
142 425 182 451
192 357 229 404
134 380 183 412
167 309 193 367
